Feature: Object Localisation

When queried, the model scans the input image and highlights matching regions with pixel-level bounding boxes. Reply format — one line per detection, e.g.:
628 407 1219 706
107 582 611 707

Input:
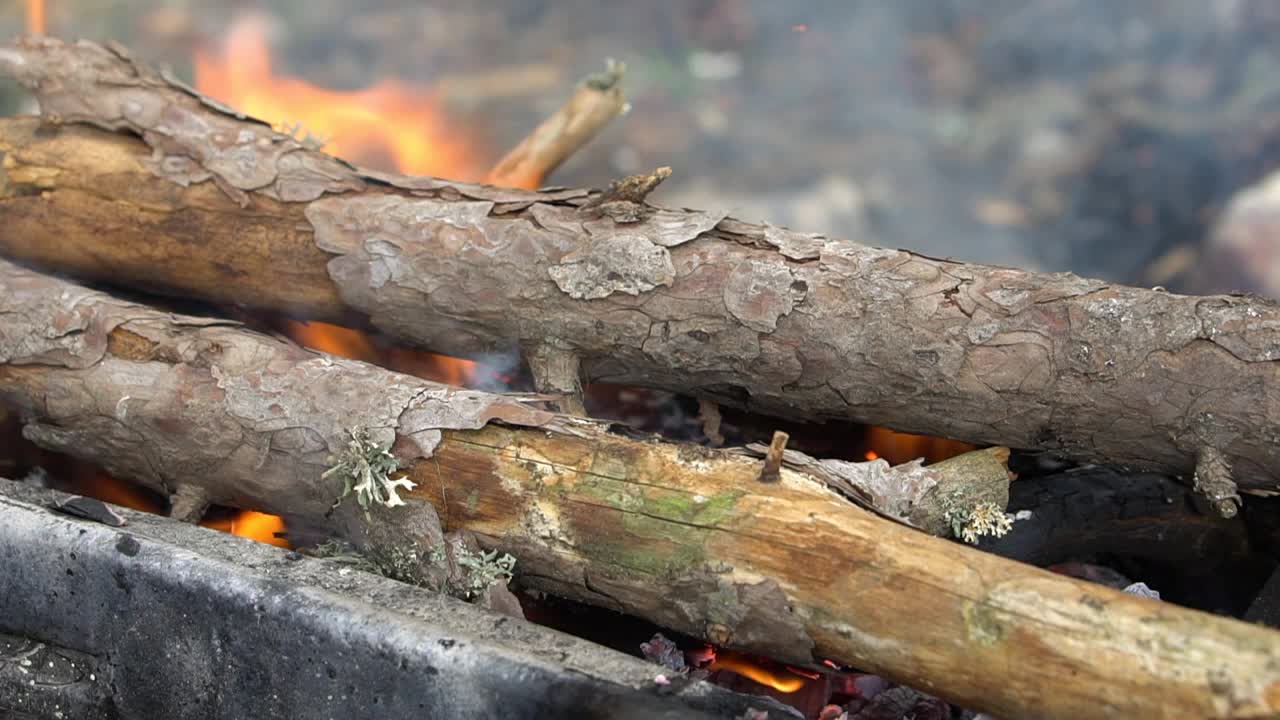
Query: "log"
2 38 1279 510
1 260 1278 720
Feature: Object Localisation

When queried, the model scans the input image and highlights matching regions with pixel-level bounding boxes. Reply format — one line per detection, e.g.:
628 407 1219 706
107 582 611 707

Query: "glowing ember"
386 346 477 387
283 319 380 361
25 0 45 34
784 665 821 680
194 13 480 180
78 470 163 515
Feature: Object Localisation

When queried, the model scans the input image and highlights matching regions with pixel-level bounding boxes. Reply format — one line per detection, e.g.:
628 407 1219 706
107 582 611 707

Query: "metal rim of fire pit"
0 479 797 720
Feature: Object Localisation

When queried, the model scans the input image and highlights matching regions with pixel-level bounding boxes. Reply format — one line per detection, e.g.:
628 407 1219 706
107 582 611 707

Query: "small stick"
168 484 210 523
525 342 587 416
486 59 628 190
698 398 725 447
758 430 789 483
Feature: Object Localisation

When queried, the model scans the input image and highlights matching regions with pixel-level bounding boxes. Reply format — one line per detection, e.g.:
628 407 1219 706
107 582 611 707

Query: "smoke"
659 0 1280 285
466 348 526 393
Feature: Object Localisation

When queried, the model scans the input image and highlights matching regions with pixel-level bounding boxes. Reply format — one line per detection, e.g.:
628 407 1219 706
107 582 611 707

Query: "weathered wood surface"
1 38 1277 507
1 259 1278 720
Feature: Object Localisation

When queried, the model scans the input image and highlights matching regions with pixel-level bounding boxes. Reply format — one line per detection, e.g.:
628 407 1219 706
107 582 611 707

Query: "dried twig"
758 431 789 483
697 398 725 447
486 59 628 189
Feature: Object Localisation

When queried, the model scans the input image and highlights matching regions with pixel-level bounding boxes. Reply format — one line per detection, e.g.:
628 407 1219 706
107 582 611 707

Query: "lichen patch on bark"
548 233 676 299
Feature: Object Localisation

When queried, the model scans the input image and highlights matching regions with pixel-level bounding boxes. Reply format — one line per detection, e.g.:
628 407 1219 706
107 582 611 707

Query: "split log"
2 261 1278 720
2 38 1280 510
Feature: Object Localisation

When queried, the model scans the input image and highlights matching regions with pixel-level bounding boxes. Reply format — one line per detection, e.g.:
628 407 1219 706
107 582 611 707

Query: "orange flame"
194 13 480 180
67 470 289 548
78 469 164 514
284 319 482 387
201 510 290 549
864 426 976 465
25 0 45 34
283 319 379 362
709 651 807 693
387 346 476 387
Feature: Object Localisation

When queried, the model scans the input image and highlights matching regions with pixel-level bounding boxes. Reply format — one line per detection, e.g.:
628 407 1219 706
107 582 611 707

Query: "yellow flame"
202 510 290 548
193 13 479 179
865 426 976 465
710 653 807 693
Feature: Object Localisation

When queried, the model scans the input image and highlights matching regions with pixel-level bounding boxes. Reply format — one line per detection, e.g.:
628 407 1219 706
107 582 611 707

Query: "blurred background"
6 0 1280 296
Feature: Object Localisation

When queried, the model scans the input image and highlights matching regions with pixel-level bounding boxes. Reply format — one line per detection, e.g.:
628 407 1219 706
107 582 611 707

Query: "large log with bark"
2 259 1279 720
1 37 1278 511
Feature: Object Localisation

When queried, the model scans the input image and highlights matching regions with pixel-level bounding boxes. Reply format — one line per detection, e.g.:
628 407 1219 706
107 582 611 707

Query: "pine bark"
1 259 1278 720
2 38 1278 503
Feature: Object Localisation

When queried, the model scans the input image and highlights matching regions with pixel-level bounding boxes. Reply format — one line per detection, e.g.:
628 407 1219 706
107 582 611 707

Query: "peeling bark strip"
2 262 1279 720
2 38 1280 498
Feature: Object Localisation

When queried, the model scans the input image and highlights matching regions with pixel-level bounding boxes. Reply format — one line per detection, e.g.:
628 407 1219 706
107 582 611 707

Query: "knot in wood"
705 622 733 646
578 166 671 224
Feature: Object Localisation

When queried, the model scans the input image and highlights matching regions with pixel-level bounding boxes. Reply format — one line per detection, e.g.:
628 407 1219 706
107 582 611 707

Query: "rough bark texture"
2 260 1279 720
0 258 1005 536
2 37 1280 503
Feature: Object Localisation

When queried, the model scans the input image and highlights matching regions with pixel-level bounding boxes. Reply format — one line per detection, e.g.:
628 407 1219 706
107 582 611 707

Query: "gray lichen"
314 535 518 603
276 121 328 152
303 537 439 587
548 233 675 299
430 543 517 601
1194 446 1242 518
584 57 627 92
303 538 382 574
371 544 430 585
942 497 1014 545
323 427 416 520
